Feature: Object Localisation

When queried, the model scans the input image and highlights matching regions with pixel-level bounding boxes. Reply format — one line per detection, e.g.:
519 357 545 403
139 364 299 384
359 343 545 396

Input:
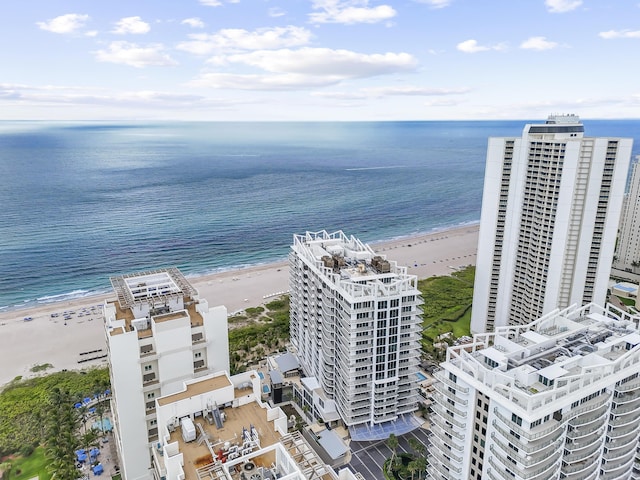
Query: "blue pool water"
92 417 113 432
262 385 271 394
258 372 265 380
416 372 427 381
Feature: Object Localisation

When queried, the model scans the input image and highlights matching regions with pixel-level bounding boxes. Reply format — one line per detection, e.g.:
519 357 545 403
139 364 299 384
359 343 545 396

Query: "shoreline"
0 224 479 386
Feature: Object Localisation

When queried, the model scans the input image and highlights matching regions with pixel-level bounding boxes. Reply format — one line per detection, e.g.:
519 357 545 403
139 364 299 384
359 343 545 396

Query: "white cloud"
221 47 417 77
94 41 177 68
182 18 205 28
85 30 98 37
456 39 506 53
309 0 396 25
599 29 640 39
268 7 286 17
200 0 222 6
312 85 468 99
189 73 340 90
363 86 470 96
190 48 417 91
412 0 452 8
520 36 558 50
112 16 151 35
0 83 239 110
545 0 582 13
36 13 89 34
177 26 312 55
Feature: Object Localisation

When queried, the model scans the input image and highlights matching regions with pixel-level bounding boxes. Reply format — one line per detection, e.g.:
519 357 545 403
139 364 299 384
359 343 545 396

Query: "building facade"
104 268 230 480
289 230 423 438
614 156 640 274
471 114 633 333
427 303 640 480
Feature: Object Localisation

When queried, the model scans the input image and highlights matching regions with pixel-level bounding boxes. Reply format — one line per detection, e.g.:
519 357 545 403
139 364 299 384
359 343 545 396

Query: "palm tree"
386 433 399 475
407 459 420 480
408 437 425 457
413 456 427 480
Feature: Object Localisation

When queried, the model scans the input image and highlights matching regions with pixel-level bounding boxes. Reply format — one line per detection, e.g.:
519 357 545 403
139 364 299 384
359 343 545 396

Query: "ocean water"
1 120 638 310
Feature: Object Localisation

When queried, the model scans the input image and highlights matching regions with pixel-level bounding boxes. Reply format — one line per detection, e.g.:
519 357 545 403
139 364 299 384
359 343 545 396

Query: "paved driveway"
346 427 431 480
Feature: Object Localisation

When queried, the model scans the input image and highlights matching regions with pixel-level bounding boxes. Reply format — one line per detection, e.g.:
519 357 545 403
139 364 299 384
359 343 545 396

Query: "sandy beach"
0 224 478 386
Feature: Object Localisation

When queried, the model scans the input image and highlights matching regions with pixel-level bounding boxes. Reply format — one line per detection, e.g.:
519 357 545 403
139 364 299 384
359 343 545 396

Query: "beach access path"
0 224 478 386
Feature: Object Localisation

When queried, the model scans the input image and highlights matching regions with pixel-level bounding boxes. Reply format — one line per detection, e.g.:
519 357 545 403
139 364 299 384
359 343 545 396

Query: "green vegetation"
383 434 427 480
29 364 53 374
419 266 474 358
229 296 290 374
0 368 109 457
617 296 636 307
0 447 52 480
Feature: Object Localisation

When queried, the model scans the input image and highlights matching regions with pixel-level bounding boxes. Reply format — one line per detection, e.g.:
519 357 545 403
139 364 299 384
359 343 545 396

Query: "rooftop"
110 267 197 310
105 267 204 338
444 304 640 414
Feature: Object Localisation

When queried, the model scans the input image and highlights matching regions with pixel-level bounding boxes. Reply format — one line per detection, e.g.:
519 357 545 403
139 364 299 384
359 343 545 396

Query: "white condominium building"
471 114 633 333
104 268 230 480
427 303 640 480
615 156 640 273
289 230 423 439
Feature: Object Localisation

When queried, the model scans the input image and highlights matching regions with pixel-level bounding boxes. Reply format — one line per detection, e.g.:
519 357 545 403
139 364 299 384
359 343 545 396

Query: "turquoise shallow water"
1 120 638 310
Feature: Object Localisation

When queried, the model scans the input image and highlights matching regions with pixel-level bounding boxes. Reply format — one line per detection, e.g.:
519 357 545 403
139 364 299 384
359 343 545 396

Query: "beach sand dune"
0 225 478 386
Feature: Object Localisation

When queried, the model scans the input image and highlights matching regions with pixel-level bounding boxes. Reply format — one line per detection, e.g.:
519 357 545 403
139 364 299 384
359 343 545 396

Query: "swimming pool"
258 371 265 380
262 385 271 394
415 372 427 381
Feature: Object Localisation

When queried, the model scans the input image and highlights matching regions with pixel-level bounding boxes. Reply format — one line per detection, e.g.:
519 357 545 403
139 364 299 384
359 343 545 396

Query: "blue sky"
2 0 639 120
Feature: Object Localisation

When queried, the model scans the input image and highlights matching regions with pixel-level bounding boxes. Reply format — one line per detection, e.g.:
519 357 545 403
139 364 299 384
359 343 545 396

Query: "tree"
386 433 399 475
412 457 427 480
408 437 425 457
407 459 420 480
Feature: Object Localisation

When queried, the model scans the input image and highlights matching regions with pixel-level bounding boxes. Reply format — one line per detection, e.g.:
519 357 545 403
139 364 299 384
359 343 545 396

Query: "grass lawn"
419 266 474 348
617 296 636 307
4 447 51 480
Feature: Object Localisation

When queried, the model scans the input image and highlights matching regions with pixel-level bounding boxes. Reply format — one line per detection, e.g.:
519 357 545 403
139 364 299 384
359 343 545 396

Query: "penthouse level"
427 303 640 480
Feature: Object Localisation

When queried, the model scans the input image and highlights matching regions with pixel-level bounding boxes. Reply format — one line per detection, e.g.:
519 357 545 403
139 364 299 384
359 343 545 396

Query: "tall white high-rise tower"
471 115 633 333
289 230 423 439
614 156 640 274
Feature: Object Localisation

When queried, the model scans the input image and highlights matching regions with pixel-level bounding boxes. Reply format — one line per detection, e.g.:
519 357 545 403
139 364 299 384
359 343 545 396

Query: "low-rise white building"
104 268 230 480
427 303 640 480
152 370 364 480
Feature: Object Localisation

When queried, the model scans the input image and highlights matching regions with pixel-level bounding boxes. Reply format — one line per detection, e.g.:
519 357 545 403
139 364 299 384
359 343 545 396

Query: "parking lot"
346 427 431 480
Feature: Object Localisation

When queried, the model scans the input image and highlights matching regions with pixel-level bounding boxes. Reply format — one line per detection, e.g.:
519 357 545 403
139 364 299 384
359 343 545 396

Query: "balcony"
431 404 466 430
433 370 469 393
600 450 635 476
606 421 640 439
491 432 561 468
569 405 608 428
426 460 456 480
603 442 636 461
430 421 465 445
494 408 563 442
432 393 467 417
561 451 601 476
610 409 640 427
615 379 640 393
429 449 461 474
563 442 602 464
489 444 560 479
492 420 561 455
432 381 468 405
